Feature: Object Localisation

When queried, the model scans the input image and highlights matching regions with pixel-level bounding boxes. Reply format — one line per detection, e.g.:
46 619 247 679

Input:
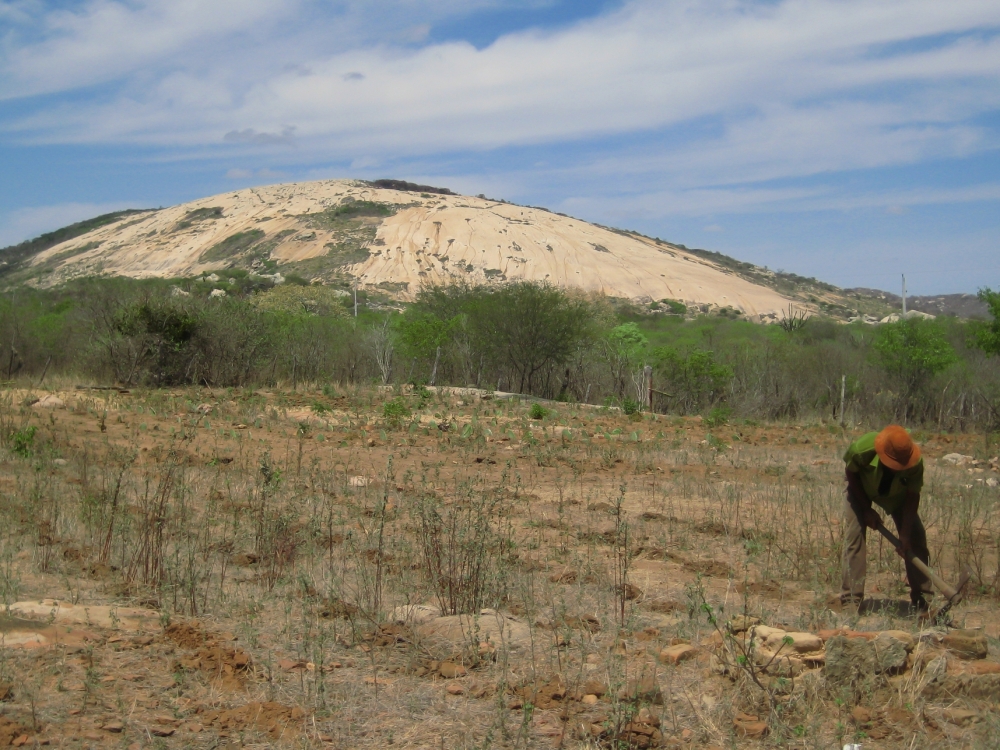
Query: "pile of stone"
706 617 998 697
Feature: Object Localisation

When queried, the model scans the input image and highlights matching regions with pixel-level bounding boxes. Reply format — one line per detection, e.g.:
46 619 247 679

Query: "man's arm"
845 469 881 529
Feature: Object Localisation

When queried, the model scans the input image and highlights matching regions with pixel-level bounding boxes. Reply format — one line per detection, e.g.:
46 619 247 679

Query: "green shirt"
843 431 923 513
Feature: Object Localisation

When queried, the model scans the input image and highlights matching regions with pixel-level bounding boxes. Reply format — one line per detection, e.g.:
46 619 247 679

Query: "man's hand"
896 534 913 560
864 507 881 530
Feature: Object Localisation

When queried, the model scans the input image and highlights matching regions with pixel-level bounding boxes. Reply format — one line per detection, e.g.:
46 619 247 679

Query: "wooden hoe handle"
874 522 958 600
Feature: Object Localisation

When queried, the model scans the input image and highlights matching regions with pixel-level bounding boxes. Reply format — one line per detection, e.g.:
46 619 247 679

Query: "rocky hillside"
6 179 795 320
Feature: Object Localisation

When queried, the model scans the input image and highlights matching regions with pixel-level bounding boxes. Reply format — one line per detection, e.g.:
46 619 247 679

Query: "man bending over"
841 425 932 612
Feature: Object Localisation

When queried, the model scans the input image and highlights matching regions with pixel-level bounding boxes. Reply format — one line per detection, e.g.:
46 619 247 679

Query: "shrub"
382 397 410 425
622 397 640 415
9 426 37 457
529 402 547 420
414 485 514 615
704 405 731 427
873 318 957 397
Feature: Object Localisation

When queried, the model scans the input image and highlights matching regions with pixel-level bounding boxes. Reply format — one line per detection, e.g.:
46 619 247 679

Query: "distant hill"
846 289 989 319
0 179 795 320
0 179 982 322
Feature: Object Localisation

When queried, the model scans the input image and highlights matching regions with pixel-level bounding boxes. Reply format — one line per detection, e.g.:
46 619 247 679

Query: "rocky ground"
0 382 998 748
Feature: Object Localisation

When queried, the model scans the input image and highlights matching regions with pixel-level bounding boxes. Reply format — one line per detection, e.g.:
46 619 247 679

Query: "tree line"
1 276 998 431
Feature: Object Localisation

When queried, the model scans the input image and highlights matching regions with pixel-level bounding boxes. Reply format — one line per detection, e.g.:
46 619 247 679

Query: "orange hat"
874 425 921 471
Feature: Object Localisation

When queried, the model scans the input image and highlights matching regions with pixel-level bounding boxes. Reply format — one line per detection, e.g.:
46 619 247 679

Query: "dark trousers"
841 492 932 602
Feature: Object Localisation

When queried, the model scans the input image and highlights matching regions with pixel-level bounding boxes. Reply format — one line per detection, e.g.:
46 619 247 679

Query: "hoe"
873 520 972 623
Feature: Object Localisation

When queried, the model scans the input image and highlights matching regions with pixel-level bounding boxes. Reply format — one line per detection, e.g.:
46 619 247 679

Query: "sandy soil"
0 384 997 748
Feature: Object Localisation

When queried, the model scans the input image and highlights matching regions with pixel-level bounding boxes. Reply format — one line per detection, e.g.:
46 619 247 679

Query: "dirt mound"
199 702 306 740
164 621 214 649
166 621 253 684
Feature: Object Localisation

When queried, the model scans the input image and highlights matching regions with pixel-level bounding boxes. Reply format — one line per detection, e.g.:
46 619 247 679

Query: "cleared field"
0 382 997 748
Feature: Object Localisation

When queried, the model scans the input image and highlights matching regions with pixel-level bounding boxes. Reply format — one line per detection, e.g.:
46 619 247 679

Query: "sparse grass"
199 228 266 263
0 384 995 747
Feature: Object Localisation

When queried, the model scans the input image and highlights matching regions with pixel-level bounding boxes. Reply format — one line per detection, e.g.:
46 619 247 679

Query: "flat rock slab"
10 599 161 631
417 609 531 652
0 616 97 650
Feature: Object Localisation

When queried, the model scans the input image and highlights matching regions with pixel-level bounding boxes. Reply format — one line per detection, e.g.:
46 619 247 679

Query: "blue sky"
1 0 998 294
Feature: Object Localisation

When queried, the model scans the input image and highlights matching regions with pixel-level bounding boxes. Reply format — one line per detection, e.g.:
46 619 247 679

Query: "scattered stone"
923 653 949 682
727 615 760 633
923 672 1000 699
200 702 306 740
816 632 846 643
581 694 598 704
850 706 872 725
349 475 370 487
659 644 698 665
618 672 662 704
879 630 915 650
417 609 531 655
942 453 974 466
389 604 441 625
964 660 1000 675
874 632 909 673
940 708 980 726
733 712 767 737
438 662 467 679
824 635 875 687
0 718 31 747
446 682 465 695
941 630 989 660
578 679 607 698
623 583 643 600
763 631 823 655
32 395 64 409
515 677 568 709
549 567 578 583
102 722 124 733
0 684 12 702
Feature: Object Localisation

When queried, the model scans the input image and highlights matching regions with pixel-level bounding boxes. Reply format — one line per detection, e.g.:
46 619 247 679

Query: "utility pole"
901 274 906 316
839 374 846 428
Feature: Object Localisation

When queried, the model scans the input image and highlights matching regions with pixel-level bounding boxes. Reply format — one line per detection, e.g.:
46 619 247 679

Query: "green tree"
651 347 732 414
468 282 593 395
873 319 957 416
395 311 462 384
971 287 1000 356
600 322 648 399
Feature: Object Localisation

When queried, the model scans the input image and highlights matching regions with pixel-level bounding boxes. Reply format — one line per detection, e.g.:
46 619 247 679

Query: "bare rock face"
25 180 795 316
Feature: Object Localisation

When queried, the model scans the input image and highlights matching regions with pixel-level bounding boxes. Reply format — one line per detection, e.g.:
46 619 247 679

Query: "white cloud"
1 0 999 221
